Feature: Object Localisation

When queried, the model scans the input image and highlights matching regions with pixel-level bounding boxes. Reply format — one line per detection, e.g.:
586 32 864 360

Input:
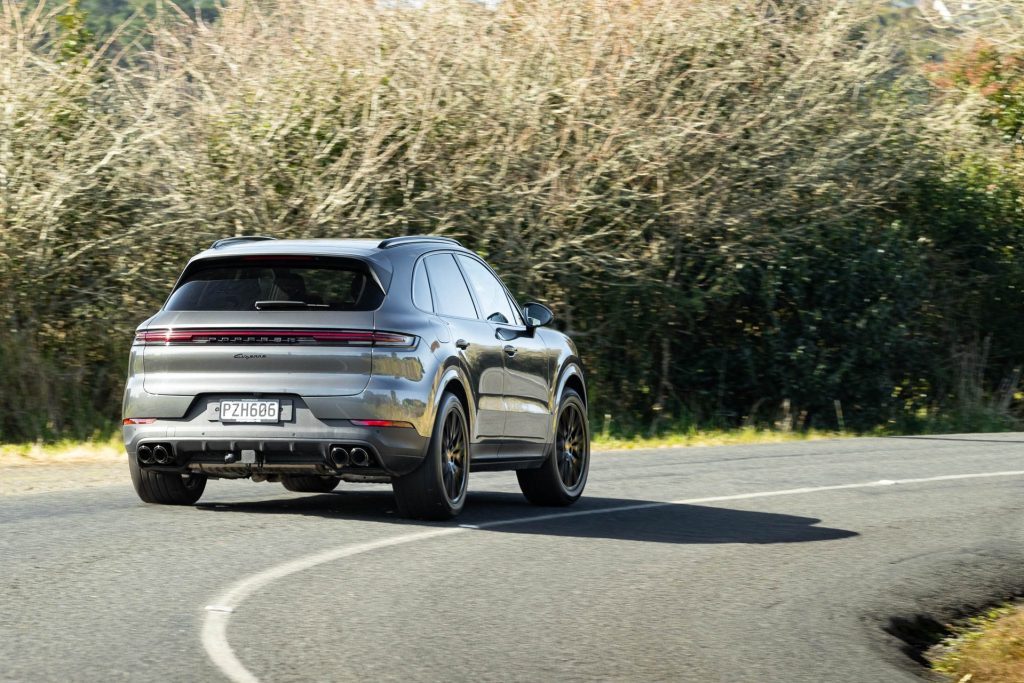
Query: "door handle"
503 345 517 357
455 339 470 350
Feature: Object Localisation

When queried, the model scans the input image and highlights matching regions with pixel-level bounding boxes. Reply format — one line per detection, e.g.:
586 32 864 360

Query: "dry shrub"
1 0 1021 439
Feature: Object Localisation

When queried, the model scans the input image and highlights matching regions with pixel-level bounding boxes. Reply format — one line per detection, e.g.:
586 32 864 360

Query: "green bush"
0 0 1022 441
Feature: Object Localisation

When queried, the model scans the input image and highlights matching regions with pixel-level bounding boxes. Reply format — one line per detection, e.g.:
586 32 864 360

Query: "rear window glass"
165 258 384 311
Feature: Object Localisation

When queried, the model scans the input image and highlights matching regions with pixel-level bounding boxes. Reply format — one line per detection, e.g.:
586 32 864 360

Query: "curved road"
1 435 1022 682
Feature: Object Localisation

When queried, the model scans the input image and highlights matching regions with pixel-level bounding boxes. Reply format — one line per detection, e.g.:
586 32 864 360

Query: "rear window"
164 257 384 311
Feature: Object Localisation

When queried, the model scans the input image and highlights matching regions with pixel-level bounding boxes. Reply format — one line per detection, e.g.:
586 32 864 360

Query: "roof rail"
210 236 278 250
377 235 463 249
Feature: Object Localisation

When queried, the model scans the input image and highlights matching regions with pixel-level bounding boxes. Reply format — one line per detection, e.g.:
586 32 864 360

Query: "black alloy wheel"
555 400 586 489
517 388 589 506
440 408 469 504
393 392 471 519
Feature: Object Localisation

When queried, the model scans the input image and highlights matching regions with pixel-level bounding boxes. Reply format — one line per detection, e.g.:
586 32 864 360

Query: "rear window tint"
165 258 384 311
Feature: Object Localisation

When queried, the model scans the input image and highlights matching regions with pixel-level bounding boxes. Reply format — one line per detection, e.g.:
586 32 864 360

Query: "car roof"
190 237 468 261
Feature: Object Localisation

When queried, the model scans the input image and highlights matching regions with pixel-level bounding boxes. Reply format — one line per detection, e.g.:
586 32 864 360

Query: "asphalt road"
1 435 1022 683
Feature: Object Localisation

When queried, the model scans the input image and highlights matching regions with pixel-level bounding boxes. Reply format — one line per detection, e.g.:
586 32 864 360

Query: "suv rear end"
122 238 435 489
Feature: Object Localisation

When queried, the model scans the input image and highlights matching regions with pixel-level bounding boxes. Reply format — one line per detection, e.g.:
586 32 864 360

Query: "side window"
424 254 478 319
412 259 433 312
456 255 518 324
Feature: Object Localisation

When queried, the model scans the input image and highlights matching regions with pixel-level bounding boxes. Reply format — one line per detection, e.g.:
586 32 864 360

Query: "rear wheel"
517 388 589 506
281 476 340 493
393 392 470 520
129 456 207 505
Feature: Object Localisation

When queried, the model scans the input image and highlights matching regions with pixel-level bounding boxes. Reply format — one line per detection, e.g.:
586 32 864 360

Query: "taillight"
123 418 156 425
134 329 415 347
370 332 416 347
350 419 414 428
240 255 314 262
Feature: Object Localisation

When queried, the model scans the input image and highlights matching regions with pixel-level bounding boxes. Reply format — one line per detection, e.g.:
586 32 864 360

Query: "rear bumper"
123 396 429 478
123 352 440 435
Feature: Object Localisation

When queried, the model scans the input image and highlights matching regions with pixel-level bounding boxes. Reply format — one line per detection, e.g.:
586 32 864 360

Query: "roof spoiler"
210 236 278 250
378 235 462 249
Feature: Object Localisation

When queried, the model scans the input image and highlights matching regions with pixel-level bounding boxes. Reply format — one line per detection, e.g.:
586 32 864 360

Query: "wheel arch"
434 363 475 435
554 360 587 408
543 360 588 456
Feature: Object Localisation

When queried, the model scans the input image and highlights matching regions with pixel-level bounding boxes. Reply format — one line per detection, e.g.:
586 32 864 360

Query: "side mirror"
522 302 553 328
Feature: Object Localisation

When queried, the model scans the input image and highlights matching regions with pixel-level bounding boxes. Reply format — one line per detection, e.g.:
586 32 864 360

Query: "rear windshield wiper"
254 300 329 310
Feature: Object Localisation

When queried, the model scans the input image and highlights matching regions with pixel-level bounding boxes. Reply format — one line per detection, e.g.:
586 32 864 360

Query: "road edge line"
201 469 1024 683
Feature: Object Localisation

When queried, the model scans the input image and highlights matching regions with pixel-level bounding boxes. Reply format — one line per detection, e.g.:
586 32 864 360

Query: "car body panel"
497 328 552 456
142 342 374 397
444 317 507 440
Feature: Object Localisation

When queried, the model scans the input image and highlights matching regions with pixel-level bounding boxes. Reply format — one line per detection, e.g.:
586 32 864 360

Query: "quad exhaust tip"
153 444 172 465
350 447 370 467
327 445 373 468
137 444 155 465
328 446 350 468
139 443 174 466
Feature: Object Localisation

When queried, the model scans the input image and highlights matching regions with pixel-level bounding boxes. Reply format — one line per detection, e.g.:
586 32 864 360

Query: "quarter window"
412 259 433 312
456 255 518 324
505 291 525 326
424 254 478 319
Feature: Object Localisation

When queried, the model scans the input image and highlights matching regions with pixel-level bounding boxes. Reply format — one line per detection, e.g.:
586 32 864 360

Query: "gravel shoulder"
0 460 126 496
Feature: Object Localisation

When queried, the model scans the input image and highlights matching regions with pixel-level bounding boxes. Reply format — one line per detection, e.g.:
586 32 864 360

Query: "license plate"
220 399 280 423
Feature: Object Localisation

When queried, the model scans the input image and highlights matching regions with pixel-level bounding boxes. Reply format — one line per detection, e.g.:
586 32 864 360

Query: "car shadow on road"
195 490 857 545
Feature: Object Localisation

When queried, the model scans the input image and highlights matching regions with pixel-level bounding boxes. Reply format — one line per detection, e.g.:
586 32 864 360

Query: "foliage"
932 602 1024 683
938 39 1024 144
1 0 1023 441
590 427 849 452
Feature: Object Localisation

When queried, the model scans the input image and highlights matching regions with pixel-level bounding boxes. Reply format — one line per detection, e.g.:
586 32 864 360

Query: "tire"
393 392 470 520
281 475 341 493
129 455 207 505
517 388 589 506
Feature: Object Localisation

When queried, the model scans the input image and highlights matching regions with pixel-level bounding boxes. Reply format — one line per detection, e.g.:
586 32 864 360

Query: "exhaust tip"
153 444 171 465
138 445 154 465
350 447 370 467
328 446 350 468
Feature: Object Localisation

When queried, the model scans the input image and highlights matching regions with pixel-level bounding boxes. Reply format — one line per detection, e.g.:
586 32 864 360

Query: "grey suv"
123 236 589 519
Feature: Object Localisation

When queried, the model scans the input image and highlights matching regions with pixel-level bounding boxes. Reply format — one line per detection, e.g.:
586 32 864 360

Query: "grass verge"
590 427 849 450
0 435 123 467
930 602 1024 683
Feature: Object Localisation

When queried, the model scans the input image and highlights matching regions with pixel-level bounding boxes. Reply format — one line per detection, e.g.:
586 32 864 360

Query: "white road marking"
201 469 1024 683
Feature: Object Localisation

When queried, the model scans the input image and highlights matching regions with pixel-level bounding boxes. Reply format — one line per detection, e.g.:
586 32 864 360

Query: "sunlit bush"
1 0 1022 440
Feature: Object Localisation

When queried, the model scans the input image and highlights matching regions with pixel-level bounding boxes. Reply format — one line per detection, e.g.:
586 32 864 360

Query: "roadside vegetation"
590 428 848 451
0 435 121 467
931 602 1024 683
2 0 1024 443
